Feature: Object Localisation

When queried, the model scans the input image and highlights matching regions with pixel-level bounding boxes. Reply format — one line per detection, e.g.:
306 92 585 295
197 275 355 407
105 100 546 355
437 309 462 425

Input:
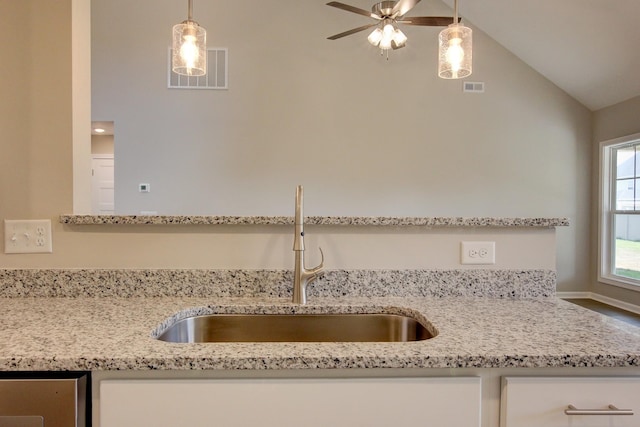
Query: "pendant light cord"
188 0 193 21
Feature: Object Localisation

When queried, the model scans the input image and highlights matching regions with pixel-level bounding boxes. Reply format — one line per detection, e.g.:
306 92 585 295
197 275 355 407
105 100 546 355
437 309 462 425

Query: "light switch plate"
4 219 53 253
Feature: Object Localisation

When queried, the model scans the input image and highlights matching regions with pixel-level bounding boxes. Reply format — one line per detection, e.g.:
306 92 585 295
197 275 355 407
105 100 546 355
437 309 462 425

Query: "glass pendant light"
438 0 472 79
172 0 207 76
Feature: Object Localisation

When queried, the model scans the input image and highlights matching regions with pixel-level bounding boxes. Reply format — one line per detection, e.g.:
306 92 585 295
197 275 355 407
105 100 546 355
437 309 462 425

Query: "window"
599 133 640 290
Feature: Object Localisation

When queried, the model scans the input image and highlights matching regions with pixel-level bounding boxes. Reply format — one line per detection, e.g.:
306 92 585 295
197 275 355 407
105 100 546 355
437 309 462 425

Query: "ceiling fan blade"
326 2 381 19
398 16 459 26
391 0 421 17
327 23 378 40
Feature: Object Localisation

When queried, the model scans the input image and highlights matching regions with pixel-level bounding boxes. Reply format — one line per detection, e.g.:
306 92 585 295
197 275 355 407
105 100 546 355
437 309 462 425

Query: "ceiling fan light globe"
368 28 384 46
378 19 396 50
382 22 395 36
393 28 407 46
379 36 393 50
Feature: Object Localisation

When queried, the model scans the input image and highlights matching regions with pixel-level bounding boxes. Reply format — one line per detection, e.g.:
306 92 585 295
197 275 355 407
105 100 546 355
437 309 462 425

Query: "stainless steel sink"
156 313 435 343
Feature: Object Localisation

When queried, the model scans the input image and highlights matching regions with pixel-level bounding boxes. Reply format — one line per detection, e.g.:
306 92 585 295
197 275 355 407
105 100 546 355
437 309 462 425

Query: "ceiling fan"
326 0 457 51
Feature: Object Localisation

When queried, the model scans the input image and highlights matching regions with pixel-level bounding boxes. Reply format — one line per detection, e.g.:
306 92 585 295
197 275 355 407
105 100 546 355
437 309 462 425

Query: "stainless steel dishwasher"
0 372 88 427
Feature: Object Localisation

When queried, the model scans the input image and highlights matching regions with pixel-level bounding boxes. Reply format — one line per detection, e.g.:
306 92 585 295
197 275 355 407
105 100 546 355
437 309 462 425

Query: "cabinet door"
100 377 481 427
501 377 640 427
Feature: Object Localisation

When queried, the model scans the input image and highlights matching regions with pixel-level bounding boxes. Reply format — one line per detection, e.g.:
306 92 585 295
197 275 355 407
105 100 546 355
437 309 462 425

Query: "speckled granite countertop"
59 215 569 227
2 295 639 371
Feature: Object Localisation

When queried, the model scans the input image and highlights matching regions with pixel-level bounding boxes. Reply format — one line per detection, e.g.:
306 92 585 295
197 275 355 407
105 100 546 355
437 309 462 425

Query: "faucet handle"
309 247 325 274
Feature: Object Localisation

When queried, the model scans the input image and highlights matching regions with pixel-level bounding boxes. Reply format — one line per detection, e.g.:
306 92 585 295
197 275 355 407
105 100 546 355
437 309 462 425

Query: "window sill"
598 274 640 292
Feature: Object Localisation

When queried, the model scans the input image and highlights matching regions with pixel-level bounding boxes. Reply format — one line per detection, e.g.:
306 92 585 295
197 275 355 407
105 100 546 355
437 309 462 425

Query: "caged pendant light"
172 0 207 76
438 0 472 79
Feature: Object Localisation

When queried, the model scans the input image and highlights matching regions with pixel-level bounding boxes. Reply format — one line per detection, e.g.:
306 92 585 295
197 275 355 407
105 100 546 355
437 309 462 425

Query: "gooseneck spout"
292 185 324 304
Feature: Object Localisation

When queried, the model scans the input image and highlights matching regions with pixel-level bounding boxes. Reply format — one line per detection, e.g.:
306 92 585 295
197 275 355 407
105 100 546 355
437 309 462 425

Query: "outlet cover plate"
4 219 53 254
461 241 495 265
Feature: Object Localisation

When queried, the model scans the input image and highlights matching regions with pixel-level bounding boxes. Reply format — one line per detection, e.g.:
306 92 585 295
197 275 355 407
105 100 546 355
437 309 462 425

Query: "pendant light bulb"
445 36 464 72
172 0 207 76
180 28 200 69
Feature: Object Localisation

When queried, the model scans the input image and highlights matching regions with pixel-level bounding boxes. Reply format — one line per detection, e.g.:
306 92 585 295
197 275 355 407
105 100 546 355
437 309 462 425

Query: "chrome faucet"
292 185 324 304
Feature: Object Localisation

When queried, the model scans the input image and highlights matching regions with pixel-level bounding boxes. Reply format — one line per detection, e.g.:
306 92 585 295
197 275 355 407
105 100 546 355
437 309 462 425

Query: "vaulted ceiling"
441 0 640 111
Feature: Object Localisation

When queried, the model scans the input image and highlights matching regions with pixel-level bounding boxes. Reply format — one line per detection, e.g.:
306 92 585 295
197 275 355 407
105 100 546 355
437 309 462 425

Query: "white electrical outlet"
4 219 53 254
461 241 495 265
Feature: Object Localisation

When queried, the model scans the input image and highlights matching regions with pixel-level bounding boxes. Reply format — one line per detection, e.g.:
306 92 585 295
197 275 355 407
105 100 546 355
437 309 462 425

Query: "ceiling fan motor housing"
372 1 398 17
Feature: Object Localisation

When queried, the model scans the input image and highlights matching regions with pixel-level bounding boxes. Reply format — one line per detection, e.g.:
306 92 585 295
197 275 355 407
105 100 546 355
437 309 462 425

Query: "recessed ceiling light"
94 128 105 133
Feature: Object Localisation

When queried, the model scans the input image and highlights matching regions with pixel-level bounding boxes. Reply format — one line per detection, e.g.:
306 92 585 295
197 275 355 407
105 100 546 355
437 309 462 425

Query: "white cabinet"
500 377 640 427
100 377 481 427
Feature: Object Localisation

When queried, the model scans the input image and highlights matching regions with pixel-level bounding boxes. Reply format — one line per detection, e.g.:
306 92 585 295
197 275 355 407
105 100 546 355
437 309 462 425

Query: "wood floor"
565 298 640 328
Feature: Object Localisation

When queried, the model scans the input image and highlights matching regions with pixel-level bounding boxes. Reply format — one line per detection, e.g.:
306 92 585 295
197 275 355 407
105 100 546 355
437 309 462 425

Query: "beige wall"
1 0 595 295
92 135 114 155
92 0 592 221
591 95 640 305
0 1 30 218
0 0 74 219
593 96 640 141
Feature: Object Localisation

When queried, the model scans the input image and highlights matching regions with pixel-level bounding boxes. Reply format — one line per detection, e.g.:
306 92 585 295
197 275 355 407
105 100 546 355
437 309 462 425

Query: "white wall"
0 0 591 294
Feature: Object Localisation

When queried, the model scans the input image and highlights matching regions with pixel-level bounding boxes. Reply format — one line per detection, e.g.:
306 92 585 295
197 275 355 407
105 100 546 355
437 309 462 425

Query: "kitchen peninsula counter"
1 295 639 371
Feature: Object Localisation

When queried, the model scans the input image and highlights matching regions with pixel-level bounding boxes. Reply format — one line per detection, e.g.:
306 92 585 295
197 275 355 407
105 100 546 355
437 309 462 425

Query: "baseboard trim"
556 291 591 299
558 291 640 315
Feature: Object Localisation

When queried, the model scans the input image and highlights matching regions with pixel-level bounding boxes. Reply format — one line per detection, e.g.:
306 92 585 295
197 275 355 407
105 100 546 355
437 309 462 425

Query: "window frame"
598 132 640 291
